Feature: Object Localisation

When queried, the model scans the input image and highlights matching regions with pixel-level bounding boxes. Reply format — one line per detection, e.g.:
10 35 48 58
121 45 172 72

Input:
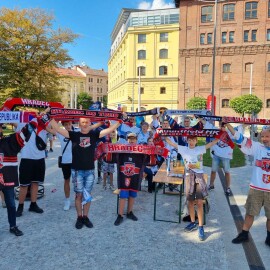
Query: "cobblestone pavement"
0 140 269 270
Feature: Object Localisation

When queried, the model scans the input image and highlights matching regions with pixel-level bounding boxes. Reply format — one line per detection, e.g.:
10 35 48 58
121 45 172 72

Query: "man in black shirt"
50 117 121 229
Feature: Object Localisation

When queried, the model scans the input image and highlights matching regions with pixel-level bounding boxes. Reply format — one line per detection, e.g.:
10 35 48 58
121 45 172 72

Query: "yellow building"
108 8 179 111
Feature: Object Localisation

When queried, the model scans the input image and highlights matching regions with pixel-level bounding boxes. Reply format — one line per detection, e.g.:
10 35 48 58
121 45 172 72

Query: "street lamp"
138 66 141 112
171 64 173 109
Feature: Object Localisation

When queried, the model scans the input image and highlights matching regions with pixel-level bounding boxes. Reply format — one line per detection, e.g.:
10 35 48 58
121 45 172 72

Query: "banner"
0 111 34 123
0 97 63 111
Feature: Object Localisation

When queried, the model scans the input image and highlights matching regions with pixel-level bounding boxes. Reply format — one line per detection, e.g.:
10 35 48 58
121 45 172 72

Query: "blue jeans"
72 170 95 193
211 155 230 173
144 167 154 192
2 187 16 228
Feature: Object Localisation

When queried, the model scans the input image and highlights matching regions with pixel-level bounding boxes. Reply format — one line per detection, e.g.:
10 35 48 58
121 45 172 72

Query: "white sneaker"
63 199 70 211
109 185 115 191
103 185 107 190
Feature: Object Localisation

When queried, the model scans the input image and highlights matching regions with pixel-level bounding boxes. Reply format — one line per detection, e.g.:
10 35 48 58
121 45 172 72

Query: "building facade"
56 67 86 108
175 0 270 117
73 65 108 103
108 8 180 111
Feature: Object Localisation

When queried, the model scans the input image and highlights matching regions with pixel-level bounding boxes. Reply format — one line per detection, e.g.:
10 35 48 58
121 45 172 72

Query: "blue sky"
0 0 175 71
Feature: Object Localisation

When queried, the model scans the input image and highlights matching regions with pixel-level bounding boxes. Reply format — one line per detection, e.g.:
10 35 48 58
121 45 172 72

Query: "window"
207 33 212 44
222 32 227 43
97 78 99 83
138 34 146 43
202 64 209 73
267 99 270 108
268 62 270 72
252 30 257 41
138 50 146 59
101 88 103 93
200 33 205 45
160 32 168 42
223 4 235 21
222 99 230 108
159 66 168 75
245 63 252 72
97 87 99 93
245 2 258 19
267 29 270 41
223 63 231 73
140 87 144 94
137 66 146 76
159 49 168 59
160 87 166 94
244 30 249 42
229 31 235 43
201 6 213 23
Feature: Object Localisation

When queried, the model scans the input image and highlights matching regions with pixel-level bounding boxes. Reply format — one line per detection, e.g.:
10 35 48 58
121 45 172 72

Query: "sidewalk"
0 141 269 270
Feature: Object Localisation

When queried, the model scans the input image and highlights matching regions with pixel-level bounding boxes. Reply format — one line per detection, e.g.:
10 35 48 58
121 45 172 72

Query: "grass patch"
197 138 246 168
2 125 16 136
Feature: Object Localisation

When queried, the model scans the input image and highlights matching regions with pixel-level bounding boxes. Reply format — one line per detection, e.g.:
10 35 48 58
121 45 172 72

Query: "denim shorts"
119 190 137 199
71 169 95 194
211 155 230 173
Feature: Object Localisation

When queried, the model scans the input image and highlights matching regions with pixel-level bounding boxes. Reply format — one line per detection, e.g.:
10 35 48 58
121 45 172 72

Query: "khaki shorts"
245 188 270 218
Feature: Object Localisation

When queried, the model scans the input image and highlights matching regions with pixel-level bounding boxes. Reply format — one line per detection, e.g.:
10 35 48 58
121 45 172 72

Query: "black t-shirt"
106 152 150 191
69 129 100 170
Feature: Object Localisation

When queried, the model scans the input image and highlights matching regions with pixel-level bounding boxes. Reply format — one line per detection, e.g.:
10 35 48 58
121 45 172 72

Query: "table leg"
154 182 157 221
178 183 183 223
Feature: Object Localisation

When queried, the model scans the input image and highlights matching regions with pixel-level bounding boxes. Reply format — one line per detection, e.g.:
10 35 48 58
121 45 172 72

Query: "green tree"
230 94 263 116
102 95 108 107
0 8 78 102
77 92 93 109
186 97 206 110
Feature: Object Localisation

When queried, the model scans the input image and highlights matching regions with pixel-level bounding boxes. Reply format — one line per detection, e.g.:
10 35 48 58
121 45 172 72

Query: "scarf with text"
95 143 169 161
165 109 211 116
107 108 159 116
195 114 270 125
49 107 123 122
156 128 234 149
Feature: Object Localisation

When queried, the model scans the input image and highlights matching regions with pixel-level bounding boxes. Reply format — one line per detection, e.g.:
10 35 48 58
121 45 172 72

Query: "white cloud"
138 0 175 10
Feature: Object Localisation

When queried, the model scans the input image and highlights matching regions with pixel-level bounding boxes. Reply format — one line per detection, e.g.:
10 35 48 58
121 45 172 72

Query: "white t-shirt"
235 131 270 192
57 133 72 164
17 123 47 159
204 122 234 160
177 145 206 173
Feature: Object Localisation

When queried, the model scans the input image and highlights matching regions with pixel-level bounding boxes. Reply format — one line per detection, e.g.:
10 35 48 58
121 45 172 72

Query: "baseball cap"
127 132 137 139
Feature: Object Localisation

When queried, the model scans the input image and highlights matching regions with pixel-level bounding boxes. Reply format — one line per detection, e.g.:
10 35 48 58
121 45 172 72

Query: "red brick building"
175 0 270 117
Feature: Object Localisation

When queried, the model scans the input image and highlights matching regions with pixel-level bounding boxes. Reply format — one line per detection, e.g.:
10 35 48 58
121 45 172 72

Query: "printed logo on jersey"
0 173 4 186
255 159 270 172
0 153 3 169
262 174 270 184
120 162 140 177
79 137 91 148
125 177 131 187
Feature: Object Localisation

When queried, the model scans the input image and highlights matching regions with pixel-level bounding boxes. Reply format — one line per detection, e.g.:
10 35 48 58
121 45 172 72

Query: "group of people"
0 108 270 247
